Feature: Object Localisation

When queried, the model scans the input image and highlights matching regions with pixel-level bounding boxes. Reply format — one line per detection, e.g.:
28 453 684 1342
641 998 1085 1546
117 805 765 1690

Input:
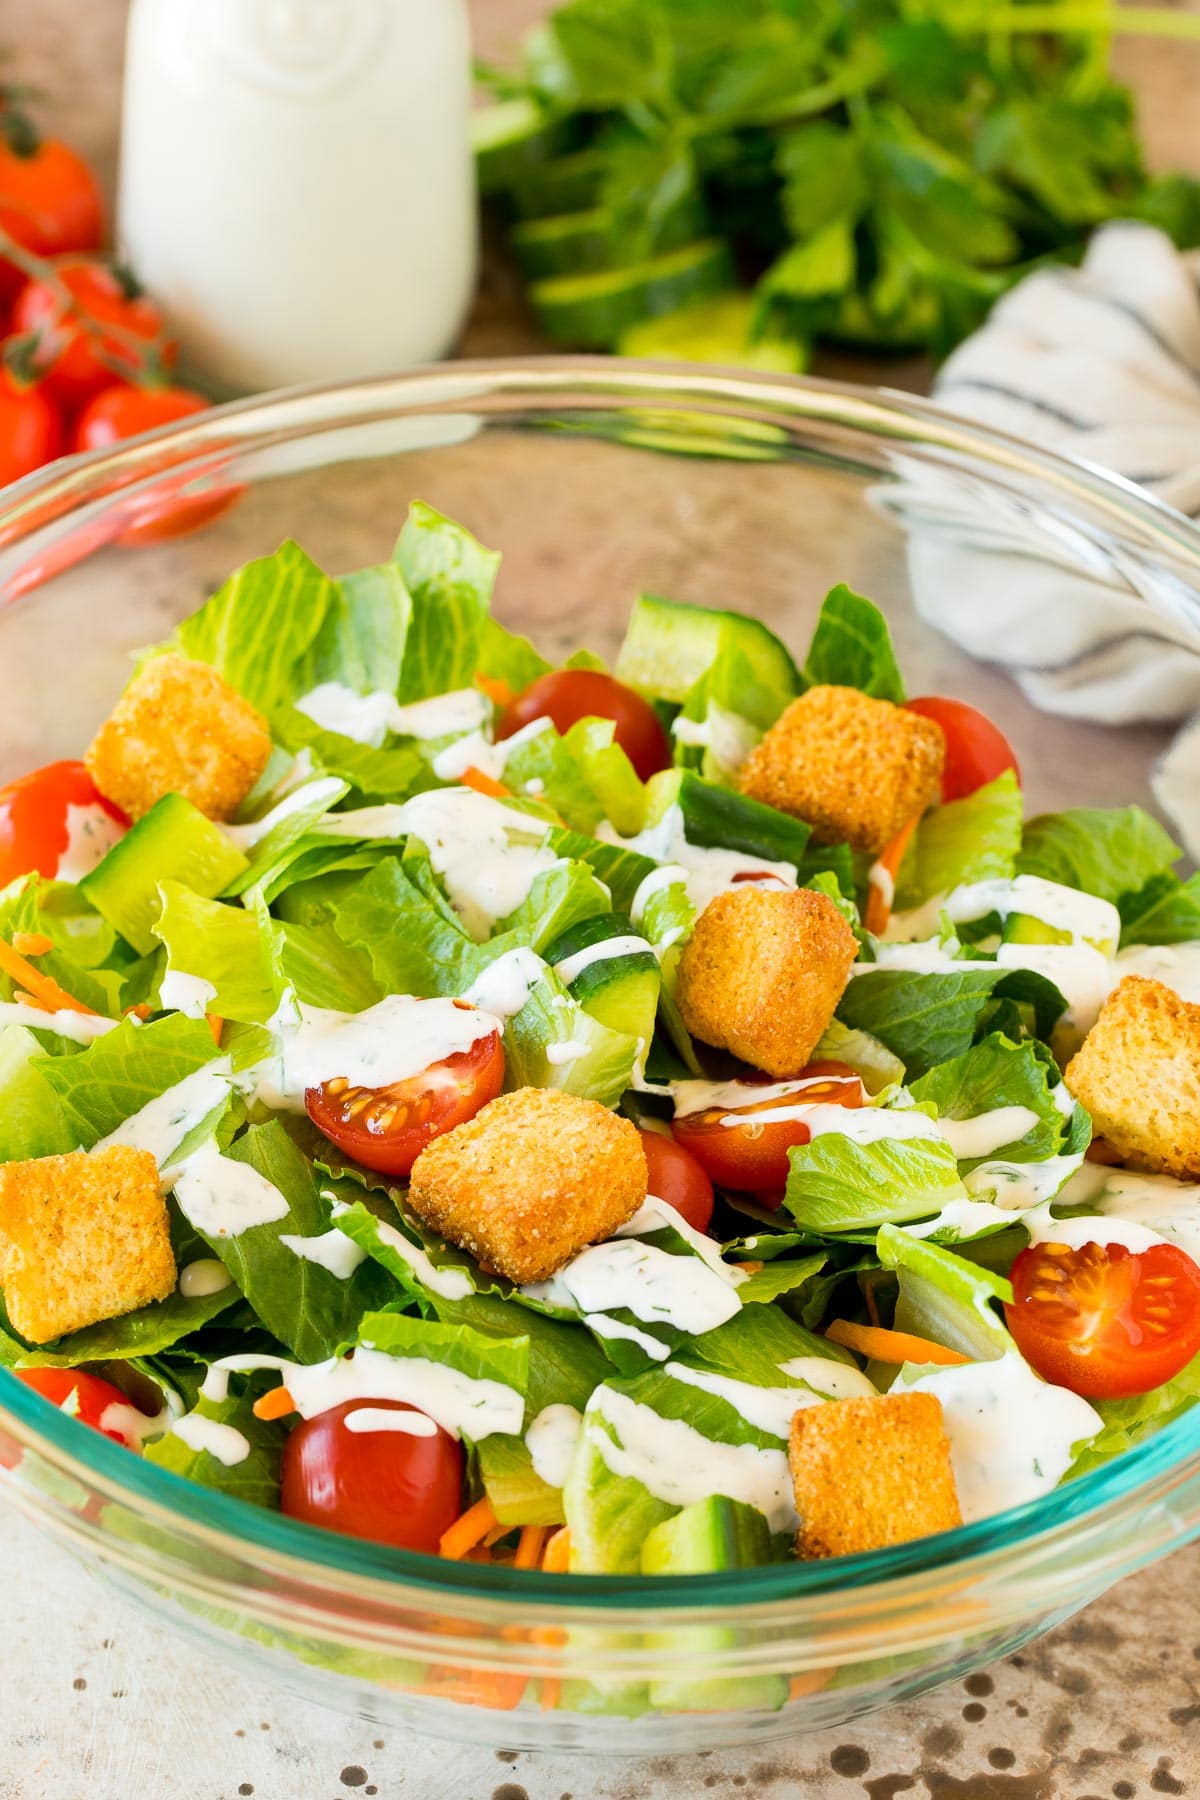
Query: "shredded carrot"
475 672 514 709
439 1496 500 1561
541 1526 571 1573
540 1676 562 1711
514 1524 550 1571
11 931 52 957
826 1318 970 1367
482 1521 511 1548
863 813 920 936
737 1259 764 1277
124 1002 153 1021
419 1667 527 1709
788 1669 827 1700
207 1013 224 1048
460 765 513 800
0 936 96 1016
252 1385 297 1421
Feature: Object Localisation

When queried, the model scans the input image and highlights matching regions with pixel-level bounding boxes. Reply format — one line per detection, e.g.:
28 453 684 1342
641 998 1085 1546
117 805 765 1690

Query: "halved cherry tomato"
16 1367 144 1448
0 365 63 486
0 758 127 888
671 1062 863 1195
905 696 1019 803
497 670 671 783
13 261 176 411
1006 1239 1200 1400
305 1005 505 1178
280 1399 463 1553
0 133 103 300
638 1128 714 1235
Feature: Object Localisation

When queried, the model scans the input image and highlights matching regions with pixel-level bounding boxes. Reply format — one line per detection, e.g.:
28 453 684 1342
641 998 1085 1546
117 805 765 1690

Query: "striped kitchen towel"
885 221 1200 853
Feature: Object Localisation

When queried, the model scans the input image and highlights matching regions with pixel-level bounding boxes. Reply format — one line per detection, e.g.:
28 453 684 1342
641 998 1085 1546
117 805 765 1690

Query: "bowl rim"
1 354 1198 1613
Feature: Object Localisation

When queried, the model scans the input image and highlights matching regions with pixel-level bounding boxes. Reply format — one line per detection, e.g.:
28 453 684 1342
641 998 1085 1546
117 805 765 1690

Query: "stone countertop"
5 4 1200 1797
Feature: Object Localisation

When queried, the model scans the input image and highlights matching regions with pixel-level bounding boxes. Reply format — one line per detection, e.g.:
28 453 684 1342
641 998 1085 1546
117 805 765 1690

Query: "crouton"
85 653 272 822
0 1146 176 1344
407 1087 647 1285
789 1391 961 1559
675 885 857 1077
739 685 945 856
1065 975 1200 1178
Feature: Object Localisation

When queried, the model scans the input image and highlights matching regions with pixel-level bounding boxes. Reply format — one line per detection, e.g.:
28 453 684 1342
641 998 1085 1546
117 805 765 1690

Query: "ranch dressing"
1112 941 1200 1004
173 1141 292 1237
664 1358 875 1439
118 0 477 392
170 1412 251 1467
295 684 490 749
55 803 126 882
898 1353 1100 1521
1051 1162 1200 1261
95 1059 234 1168
601 804 796 914
253 994 502 1113
0 1002 118 1045
463 948 547 1019
525 1403 584 1488
279 1227 368 1278
344 1406 439 1436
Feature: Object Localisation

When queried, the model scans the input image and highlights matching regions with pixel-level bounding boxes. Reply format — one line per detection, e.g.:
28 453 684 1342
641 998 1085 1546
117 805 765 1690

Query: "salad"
1 501 1199 1599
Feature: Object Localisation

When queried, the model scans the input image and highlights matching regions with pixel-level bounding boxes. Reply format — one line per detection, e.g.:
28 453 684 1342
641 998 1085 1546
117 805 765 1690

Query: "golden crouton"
0 1146 176 1344
1066 975 1200 1178
789 1391 961 1559
739 685 945 855
675 885 857 1077
407 1087 647 1285
85 653 272 822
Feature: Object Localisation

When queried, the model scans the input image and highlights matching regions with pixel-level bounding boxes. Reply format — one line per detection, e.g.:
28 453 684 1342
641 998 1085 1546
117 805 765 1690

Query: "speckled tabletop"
4 4 1200 1798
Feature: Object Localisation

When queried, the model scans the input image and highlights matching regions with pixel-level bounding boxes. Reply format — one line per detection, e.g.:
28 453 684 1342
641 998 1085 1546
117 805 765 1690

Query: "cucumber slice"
80 793 249 954
531 240 733 348
472 99 576 197
619 292 806 372
641 1497 788 1713
510 147 607 220
544 911 660 1045
1001 913 1071 948
616 592 800 717
512 193 706 281
645 769 812 873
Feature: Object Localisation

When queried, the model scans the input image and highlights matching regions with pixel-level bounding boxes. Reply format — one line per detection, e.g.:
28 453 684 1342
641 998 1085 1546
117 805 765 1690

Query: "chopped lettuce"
36 1014 222 1150
784 1130 966 1234
174 540 339 715
910 1034 1072 1170
145 1388 288 1508
877 1223 1013 1360
1118 869 1200 947
800 583 905 704
505 964 640 1108
1016 804 1179 905
0 1026 76 1162
1068 1351 1200 1478
476 615 552 693
393 502 498 700
502 717 644 836
297 560 412 697
836 964 1066 1078
356 1308 531 1404
153 882 283 1025
894 772 1023 913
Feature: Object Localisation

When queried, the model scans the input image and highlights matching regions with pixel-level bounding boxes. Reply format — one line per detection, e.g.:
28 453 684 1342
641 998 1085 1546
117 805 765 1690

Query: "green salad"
1 501 1199 1599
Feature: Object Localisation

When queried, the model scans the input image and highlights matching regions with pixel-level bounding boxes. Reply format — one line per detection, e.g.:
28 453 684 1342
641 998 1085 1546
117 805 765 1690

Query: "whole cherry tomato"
905 696 1019 803
638 1127 715 1235
280 1399 463 1553
0 120 103 300
0 758 126 887
15 1367 145 1449
497 670 671 783
0 364 62 486
13 260 175 412
71 381 235 543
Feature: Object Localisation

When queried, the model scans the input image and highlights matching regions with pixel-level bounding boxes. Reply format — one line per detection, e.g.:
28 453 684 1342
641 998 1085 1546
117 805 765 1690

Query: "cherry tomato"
13 261 176 412
305 1005 505 1178
280 1399 463 1553
905 696 1019 803
638 1128 714 1235
497 670 671 783
71 382 235 543
1006 1239 1200 1400
15 1367 144 1448
0 135 103 300
0 365 63 486
672 1062 863 1195
0 758 126 888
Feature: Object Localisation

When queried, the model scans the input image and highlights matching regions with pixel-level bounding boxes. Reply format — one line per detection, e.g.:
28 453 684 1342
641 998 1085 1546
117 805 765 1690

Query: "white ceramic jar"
117 0 477 394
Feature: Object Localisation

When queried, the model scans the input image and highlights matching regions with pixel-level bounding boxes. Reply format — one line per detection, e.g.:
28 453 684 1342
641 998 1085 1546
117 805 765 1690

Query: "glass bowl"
1 360 1199 1753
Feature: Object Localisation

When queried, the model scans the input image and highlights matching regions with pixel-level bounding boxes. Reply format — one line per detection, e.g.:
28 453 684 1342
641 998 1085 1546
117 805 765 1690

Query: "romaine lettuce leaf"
505 965 639 1108
274 916 382 1012
876 1222 1013 1359
502 717 645 836
334 1196 486 1312
894 771 1023 912
271 709 428 805
393 502 498 701
1067 1351 1200 1478
1118 869 1200 947
144 1388 287 1508
36 1014 222 1149
910 1033 1070 1170
476 615 552 692
800 584 905 704
153 882 283 1025
174 540 338 713
783 1130 966 1233
0 1025 76 1163
1016 805 1179 904
357 1308 530 1402
193 1122 397 1362
810 1017 905 1094
836 964 1066 1078
297 560 412 696
0 877 126 1016
683 1299 856 1384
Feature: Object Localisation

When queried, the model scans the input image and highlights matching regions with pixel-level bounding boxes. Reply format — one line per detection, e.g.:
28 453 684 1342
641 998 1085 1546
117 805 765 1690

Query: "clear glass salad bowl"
1 360 1199 1753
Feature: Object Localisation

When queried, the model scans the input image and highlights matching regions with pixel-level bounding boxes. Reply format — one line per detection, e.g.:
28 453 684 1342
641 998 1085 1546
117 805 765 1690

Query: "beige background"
2 4 1200 1797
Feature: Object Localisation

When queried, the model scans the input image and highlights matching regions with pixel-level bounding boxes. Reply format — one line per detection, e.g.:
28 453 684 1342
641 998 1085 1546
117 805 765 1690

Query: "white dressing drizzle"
223 775 346 849
553 935 653 985
431 715 552 782
1050 1162 1200 1261
898 1353 1100 1522
669 1073 867 1118
528 1238 740 1336
343 1406 439 1436
0 1002 118 1044
55 803 126 882
463 948 546 1018
582 1312 670 1360
158 970 218 1020
936 1106 1040 1161
663 1358 875 1439
1112 941 1200 1004
178 1258 233 1298
525 1402 584 1487
253 994 502 1113
370 1218 474 1301
602 804 796 915
295 683 490 748
96 1060 234 1168
279 1228 367 1279
173 1142 291 1237
887 875 1120 951
171 1412 252 1466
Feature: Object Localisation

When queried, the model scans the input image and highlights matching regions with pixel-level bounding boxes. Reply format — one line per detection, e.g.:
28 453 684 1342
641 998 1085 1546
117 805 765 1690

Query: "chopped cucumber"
641 1497 788 1713
616 592 800 717
512 194 706 280
510 147 607 220
619 292 807 372
644 769 813 874
544 911 661 1046
531 240 733 348
80 793 248 954
1001 913 1071 948
472 99 577 197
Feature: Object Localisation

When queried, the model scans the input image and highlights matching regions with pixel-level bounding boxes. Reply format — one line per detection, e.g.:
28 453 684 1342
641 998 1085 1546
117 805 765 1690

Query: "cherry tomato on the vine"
497 670 671 783
905 695 1019 803
638 1127 714 1235
280 1399 463 1553
13 260 176 412
305 1004 505 1179
71 382 234 542
672 1062 862 1196
16 1367 144 1449
0 758 126 887
1006 1239 1200 1400
0 364 62 486
0 130 103 300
